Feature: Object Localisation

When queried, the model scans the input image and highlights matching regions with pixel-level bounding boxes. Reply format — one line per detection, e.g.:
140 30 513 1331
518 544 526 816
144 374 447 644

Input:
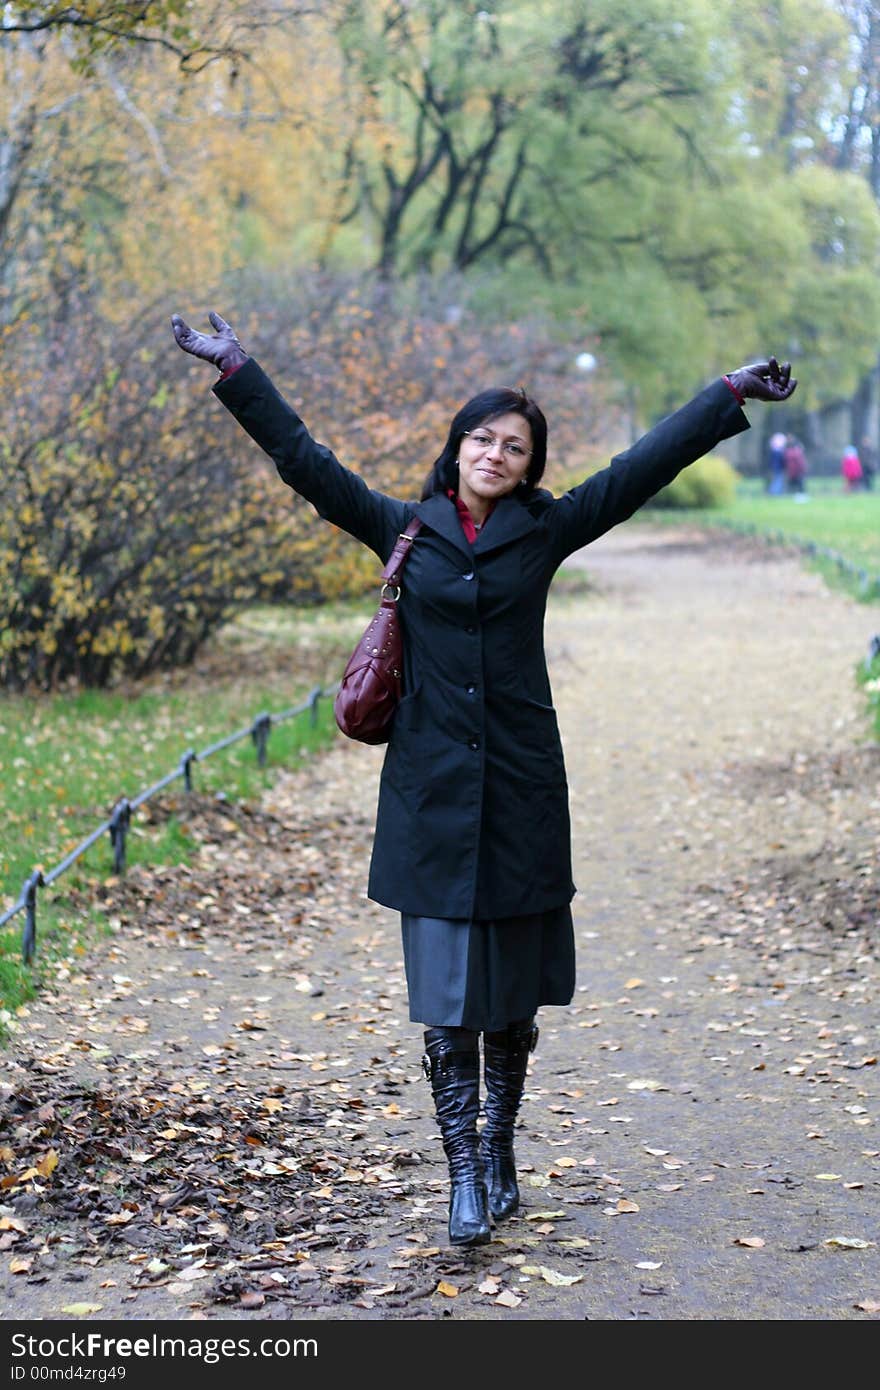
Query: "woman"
171 311 796 1246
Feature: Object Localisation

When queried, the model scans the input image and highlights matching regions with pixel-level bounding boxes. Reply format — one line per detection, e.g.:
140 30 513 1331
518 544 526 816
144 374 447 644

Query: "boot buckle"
529 1024 539 1052
421 1052 433 1082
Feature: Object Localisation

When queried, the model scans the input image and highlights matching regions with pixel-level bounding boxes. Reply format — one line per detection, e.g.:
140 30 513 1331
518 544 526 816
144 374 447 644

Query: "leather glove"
726 356 797 402
170 310 249 374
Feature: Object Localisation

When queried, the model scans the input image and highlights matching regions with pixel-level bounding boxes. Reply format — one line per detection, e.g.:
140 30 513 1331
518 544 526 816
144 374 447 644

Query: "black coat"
215 362 748 920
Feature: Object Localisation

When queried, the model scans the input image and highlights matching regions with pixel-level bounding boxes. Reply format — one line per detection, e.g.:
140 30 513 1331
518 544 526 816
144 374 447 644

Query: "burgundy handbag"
334 517 422 744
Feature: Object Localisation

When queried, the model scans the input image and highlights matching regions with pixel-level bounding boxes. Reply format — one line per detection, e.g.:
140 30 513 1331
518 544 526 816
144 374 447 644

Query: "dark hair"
420 387 548 501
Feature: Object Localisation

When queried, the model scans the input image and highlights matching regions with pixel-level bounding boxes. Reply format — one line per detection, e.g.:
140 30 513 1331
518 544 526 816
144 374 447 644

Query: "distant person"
784 434 807 495
859 436 876 491
841 445 863 492
768 430 787 494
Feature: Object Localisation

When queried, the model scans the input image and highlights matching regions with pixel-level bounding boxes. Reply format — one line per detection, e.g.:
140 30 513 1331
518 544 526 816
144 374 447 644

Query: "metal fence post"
309 686 322 727
21 870 44 964
109 799 132 874
180 749 197 791
251 713 272 768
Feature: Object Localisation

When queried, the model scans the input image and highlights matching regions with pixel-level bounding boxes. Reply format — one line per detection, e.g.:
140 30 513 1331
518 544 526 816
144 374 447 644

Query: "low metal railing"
0 684 337 963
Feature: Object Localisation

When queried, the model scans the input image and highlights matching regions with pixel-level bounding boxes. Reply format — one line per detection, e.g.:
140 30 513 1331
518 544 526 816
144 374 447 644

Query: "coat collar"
411 492 538 559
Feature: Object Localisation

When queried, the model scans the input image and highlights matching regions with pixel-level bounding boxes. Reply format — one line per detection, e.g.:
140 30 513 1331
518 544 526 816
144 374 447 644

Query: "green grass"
647 477 880 601
0 599 370 1029
860 654 880 740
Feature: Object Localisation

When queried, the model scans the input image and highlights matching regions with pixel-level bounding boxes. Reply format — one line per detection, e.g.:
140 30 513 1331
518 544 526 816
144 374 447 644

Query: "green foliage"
4 1 880 439
649 454 740 510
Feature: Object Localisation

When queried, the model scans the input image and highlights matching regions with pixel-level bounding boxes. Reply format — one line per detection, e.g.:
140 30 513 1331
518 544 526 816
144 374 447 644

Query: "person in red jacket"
842 445 863 491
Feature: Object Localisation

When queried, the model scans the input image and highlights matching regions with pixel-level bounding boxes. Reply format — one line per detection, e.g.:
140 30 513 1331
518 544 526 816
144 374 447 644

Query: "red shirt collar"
447 489 494 544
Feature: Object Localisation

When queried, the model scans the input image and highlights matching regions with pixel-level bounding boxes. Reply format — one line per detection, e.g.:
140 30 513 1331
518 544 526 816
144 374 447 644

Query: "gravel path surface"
3 524 879 1322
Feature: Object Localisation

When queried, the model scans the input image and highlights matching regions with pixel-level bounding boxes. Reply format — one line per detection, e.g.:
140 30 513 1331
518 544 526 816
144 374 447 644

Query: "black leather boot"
480 1018 539 1220
422 1027 491 1246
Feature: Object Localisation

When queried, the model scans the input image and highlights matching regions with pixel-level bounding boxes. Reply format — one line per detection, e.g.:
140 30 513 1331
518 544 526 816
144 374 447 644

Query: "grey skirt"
400 905 575 1031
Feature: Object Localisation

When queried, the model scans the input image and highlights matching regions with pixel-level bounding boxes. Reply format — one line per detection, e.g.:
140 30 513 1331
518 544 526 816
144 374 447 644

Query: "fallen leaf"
495 1290 522 1308
61 1304 103 1317
855 1300 880 1313
815 1174 842 1181
520 1266 582 1287
733 1237 765 1249
627 1080 668 1092
617 1199 640 1213
240 1292 265 1309
525 1210 567 1221
824 1237 875 1250
478 1277 501 1295
436 1281 459 1298
636 1261 663 1270
36 1150 59 1179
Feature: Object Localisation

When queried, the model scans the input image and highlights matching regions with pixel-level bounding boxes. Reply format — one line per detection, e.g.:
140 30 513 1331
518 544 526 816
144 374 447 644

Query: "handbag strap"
381 516 423 586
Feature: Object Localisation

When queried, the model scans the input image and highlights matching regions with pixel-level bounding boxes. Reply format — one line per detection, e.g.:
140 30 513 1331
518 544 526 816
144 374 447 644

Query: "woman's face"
457 411 533 512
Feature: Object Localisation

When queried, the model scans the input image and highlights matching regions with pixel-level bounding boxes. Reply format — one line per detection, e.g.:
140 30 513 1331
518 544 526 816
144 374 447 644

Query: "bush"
0 302 373 689
1 275 608 688
649 452 739 509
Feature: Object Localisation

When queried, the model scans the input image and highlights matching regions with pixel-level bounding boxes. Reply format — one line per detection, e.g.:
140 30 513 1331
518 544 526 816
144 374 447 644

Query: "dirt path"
3 525 880 1322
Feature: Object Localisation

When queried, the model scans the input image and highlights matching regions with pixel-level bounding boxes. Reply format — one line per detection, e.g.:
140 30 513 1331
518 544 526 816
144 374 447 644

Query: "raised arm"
171 311 406 560
546 358 797 566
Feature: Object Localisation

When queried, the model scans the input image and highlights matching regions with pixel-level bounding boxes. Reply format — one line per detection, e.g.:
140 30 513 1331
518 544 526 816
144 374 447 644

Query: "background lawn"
0 600 370 1026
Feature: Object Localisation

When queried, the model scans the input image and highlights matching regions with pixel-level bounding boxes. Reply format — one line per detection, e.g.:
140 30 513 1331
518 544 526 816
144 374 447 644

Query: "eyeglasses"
462 430 533 462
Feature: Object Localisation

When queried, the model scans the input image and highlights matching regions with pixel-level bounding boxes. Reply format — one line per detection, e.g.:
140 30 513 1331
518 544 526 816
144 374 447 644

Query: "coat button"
461 570 474 581
466 684 476 695
465 624 477 634
468 737 480 751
